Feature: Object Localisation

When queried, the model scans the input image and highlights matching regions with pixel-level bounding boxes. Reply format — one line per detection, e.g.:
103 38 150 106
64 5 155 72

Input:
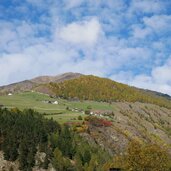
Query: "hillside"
82 102 171 154
0 72 81 95
49 75 171 109
0 76 171 170
0 100 171 170
1 73 171 109
0 80 37 95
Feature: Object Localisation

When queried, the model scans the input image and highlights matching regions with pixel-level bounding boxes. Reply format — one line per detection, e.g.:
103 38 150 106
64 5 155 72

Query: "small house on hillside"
8 93 12 96
52 101 58 105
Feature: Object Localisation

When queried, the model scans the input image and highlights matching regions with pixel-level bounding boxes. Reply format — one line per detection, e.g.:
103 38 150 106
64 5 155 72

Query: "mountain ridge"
0 73 171 108
0 72 82 95
31 72 82 84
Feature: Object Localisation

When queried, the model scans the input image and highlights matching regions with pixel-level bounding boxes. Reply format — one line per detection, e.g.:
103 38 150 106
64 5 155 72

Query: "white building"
53 101 58 105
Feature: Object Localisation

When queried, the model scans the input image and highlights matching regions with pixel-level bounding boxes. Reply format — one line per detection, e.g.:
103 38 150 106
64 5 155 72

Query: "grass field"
0 91 114 123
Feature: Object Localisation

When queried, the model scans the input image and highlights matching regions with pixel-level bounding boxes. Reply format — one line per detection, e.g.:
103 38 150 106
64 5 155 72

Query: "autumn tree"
113 140 171 171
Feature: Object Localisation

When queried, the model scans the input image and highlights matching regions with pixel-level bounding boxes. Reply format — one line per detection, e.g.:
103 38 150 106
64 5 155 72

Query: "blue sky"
0 0 171 95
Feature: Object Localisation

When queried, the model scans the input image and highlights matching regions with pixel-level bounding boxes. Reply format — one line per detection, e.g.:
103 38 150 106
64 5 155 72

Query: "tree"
74 155 83 171
78 115 83 120
53 148 71 171
57 125 75 159
18 140 28 170
27 149 35 169
113 140 171 171
83 150 91 165
85 155 98 171
49 133 58 149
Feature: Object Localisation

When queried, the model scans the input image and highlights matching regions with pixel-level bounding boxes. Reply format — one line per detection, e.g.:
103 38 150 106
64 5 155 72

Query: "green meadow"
0 91 114 123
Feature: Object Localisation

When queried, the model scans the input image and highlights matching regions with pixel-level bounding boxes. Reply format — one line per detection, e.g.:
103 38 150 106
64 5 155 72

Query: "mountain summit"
31 72 82 84
0 72 82 94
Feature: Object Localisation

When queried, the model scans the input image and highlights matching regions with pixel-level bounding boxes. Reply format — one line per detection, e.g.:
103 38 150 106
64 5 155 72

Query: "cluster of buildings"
88 110 114 117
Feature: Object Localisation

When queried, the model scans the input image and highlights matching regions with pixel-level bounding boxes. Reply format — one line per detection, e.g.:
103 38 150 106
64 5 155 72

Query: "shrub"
85 110 90 114
85 116 112 127
78 115 83 120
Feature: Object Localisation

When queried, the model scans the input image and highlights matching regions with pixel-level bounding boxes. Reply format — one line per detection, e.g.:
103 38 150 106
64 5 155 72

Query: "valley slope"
0 73 171 170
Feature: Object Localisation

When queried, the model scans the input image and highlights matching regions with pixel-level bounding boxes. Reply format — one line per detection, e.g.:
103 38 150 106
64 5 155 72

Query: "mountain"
0 73 171 108
49 75 171 109
31 72 82 84
0 72 81 95
0 80 38 95
144 89 171 100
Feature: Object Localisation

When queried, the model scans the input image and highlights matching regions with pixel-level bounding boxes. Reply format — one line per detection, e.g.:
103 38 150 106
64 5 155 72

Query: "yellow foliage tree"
112 141 171 171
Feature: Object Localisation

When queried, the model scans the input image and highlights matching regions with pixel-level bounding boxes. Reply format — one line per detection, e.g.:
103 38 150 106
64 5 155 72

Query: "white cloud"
0 0 171 97
0 53 31 85
152 58 171 84
117 47 151 65
58 18 101 46
64 0 84 9
130 74 171 95
109 56 171 95
26 0 48 9
130 0 165 14
110 71 133 84
131 15 171 39
143 15 171 32
131 26 151 39
128 57 171 95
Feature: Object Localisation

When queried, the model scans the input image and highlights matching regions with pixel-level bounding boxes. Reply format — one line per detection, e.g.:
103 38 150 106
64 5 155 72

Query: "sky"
0 0 171 95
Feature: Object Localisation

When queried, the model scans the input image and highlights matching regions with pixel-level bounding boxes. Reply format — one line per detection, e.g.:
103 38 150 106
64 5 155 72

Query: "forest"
49 75 171 109
0 108 171 171
0 108 110 171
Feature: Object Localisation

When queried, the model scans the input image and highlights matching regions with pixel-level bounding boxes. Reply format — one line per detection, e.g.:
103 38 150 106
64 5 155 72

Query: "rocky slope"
31 72 82 84
81 102 171 155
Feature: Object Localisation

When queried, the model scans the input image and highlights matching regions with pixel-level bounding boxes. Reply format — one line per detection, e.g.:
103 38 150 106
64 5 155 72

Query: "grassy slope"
0 91 170 151
0 92 65 113
0 91 113 122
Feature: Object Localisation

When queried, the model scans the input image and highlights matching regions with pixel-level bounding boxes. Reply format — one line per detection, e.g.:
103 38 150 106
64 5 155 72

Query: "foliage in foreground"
0 108 60 170
0 108 110 171
103 140 171 171
0 108 171 170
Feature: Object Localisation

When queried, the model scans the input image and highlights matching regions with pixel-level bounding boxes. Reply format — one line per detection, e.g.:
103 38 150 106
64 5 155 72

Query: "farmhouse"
89 110 113 116
52 101 58 104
